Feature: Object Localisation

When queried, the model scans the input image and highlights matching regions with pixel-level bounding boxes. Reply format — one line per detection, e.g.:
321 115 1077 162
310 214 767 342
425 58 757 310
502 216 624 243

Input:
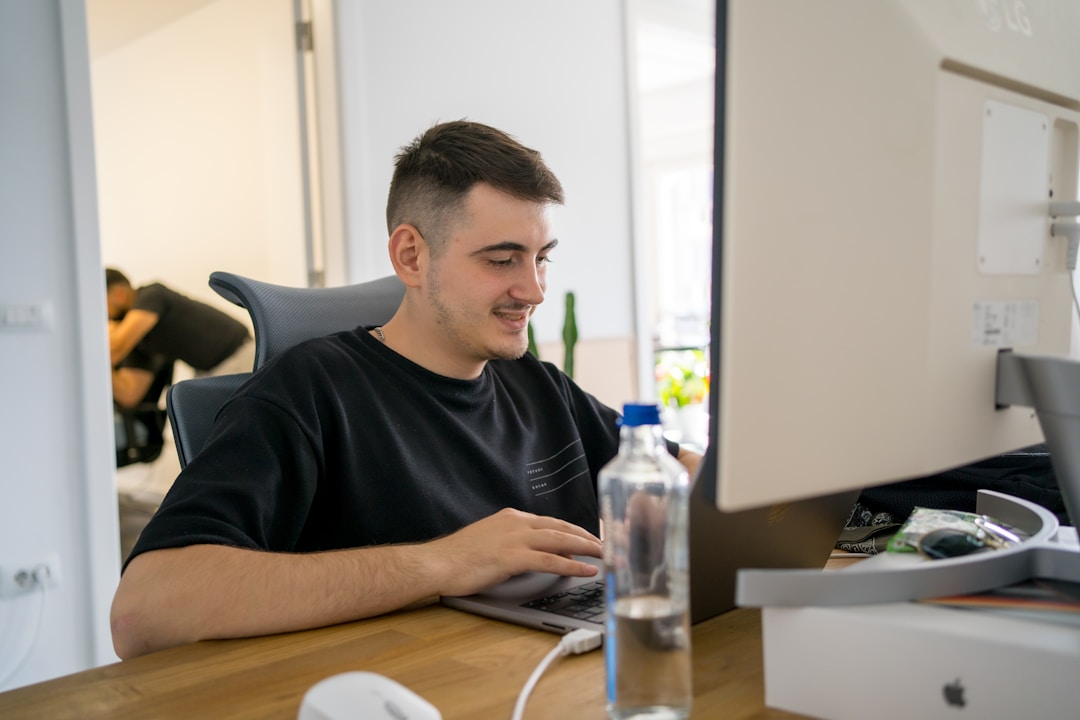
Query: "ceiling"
85 0 219 58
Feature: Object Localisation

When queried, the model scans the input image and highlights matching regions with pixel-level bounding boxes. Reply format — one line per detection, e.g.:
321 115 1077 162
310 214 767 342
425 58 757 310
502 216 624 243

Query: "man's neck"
371 317 487 380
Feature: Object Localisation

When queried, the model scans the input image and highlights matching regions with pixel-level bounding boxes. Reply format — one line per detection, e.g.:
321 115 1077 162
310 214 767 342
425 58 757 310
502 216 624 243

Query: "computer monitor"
707 0 1080 530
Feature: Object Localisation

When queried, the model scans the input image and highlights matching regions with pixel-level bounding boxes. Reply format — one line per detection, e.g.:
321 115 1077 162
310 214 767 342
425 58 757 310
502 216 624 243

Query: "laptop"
441 454 859 634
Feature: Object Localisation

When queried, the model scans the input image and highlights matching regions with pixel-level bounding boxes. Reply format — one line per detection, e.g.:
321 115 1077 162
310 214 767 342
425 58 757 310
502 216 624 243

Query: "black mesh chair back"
166 373 250 468
166 272 404 467
209 271 405 369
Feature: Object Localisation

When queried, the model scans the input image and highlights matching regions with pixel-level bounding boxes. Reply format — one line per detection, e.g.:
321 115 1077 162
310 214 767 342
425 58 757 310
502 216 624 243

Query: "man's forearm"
110 543 443 659
110 508 603 659
678 447 703 479
112 367 153 408
109 309 158 366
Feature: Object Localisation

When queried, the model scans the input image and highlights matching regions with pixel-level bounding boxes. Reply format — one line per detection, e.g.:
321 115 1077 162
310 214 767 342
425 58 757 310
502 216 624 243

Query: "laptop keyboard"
522 580 606 624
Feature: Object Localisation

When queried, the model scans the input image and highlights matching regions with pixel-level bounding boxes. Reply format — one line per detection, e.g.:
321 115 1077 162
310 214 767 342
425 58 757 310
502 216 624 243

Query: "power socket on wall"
0 553 62 598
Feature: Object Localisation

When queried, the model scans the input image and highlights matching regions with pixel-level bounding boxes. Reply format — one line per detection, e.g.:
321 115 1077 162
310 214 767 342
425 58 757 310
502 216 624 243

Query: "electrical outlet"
0 553 61 598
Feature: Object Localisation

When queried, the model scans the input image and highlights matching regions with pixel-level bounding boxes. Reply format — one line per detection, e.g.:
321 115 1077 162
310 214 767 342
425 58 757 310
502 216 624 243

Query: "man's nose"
512 262 546 306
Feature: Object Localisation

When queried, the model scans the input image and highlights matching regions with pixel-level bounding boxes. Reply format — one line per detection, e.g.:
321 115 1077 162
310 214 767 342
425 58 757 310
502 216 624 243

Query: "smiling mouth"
494 307 532 325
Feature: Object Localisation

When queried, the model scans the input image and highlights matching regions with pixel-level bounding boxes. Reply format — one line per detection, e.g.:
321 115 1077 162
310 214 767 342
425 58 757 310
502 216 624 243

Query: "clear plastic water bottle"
599 403 692 720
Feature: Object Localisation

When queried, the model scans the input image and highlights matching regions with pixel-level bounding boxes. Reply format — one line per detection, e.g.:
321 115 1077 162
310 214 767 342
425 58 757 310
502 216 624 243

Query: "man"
106 268 254 407
112 348 173 467
110 120 701 659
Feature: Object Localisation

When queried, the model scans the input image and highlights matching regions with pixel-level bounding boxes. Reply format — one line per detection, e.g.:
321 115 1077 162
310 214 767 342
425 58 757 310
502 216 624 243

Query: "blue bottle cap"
621 403 661 427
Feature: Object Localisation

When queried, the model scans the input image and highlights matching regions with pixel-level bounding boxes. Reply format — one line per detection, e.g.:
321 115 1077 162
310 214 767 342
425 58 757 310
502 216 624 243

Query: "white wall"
335 0 636 347
91 0 306 313
0 0 118 690
91 0 641 404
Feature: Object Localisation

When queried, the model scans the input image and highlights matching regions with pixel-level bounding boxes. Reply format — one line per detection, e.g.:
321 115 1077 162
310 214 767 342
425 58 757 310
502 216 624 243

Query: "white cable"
511 644 562 720
511 628 602 720
0 567 49 689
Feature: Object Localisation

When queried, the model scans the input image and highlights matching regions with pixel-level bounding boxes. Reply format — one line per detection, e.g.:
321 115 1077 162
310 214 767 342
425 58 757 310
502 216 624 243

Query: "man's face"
106 285 132 321
424 183 557 371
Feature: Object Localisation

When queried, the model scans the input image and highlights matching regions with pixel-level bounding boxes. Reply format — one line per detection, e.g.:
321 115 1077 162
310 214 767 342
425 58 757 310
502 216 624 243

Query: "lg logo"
977 0 1033 36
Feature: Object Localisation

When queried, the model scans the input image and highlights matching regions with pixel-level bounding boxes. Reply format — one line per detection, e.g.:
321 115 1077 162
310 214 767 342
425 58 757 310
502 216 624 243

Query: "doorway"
85 0 342 555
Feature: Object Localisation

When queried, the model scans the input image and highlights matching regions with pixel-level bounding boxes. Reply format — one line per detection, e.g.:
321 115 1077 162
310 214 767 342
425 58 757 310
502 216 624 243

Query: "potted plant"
655 348 709 445
528 291 578 379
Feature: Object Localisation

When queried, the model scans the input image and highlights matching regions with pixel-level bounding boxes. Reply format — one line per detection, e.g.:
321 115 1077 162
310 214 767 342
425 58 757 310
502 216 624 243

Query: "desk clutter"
837 444 1067 556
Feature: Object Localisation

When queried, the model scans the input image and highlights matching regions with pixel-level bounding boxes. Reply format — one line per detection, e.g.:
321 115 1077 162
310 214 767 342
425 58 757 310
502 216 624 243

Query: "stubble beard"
426 266 529 362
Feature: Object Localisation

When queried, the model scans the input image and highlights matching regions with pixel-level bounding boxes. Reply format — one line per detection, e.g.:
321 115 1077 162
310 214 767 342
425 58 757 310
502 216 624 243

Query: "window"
627 0 714 447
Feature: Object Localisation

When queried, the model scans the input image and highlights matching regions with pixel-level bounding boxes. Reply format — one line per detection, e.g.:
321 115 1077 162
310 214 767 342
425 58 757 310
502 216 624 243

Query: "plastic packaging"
599 403 692 719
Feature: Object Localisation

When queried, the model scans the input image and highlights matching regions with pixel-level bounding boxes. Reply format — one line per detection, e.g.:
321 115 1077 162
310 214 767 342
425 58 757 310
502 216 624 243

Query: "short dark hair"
105 268 131 290
386 120 564 254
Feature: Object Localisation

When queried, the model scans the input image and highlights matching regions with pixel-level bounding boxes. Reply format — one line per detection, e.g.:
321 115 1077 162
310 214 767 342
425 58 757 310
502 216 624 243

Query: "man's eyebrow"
471 239 559 255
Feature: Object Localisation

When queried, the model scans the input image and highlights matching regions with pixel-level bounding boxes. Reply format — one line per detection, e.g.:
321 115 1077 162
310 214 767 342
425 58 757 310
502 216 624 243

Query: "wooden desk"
0 605 807 719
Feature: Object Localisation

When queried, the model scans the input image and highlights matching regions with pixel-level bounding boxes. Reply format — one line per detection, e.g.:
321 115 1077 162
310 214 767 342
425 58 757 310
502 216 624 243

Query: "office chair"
208 271 406 369
166 272 405 467
115 358 175 468
167 373 251 468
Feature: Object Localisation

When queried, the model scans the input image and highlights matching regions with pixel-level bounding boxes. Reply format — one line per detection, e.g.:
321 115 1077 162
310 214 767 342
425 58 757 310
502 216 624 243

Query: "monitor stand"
737 350 1080 608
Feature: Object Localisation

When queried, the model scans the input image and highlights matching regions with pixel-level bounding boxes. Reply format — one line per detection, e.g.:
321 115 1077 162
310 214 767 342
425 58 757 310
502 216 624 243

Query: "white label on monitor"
976 100 1050 275
971 300 1039 347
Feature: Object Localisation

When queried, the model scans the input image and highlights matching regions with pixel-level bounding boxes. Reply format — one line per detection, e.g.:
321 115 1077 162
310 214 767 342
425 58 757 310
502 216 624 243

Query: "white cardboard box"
746 511 1080 719
761 592 1080 719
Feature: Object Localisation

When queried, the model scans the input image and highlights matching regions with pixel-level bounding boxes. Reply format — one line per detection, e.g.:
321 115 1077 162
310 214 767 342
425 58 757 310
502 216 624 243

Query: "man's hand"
422 508 602 597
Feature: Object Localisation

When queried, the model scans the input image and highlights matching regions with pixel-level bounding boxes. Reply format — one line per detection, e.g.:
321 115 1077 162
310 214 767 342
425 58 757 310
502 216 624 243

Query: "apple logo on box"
943 678 966 708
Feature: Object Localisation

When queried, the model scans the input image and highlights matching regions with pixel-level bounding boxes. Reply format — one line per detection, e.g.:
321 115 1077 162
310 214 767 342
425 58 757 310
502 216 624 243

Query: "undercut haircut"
386 120 564 255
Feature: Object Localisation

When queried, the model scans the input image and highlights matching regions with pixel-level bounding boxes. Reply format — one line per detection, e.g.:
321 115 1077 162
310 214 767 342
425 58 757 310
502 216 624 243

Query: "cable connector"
0 555 61 598
1050 201 1080 218
1051 220 1080 238
1048 201 1080 271
512 628 604 720
32 564 53 586
558 628 603 655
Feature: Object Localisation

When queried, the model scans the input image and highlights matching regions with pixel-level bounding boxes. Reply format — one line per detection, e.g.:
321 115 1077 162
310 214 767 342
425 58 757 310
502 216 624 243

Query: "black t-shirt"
132 283 250 370
128 328 622 565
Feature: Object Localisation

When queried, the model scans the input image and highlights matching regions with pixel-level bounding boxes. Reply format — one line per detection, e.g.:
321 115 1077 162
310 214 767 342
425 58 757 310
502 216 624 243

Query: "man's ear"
387 224 428 288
